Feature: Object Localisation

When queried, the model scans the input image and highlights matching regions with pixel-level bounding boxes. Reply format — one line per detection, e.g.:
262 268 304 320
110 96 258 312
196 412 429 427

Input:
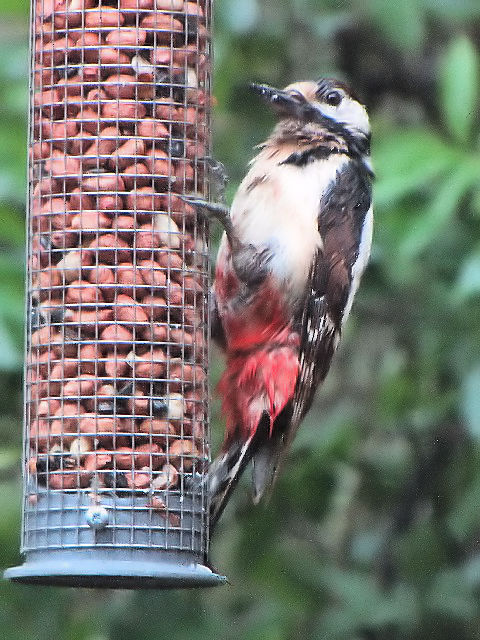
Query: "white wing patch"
342 204 373 324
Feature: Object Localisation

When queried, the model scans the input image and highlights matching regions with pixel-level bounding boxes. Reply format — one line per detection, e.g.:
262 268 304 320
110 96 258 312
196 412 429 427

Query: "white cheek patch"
318 101 370 136
338 102 369 135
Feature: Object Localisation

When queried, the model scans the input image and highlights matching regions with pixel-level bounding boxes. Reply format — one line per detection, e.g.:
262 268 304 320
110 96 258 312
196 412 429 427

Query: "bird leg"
183 197 234 242
181 197 271 287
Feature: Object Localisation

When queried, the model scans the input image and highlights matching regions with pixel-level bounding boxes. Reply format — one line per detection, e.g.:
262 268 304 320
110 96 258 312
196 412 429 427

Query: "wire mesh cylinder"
5 0 225 589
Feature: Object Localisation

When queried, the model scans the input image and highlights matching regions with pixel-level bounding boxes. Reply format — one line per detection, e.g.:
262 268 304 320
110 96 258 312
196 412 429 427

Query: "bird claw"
183 472 207 494
180 196 232 235
198 156 229 200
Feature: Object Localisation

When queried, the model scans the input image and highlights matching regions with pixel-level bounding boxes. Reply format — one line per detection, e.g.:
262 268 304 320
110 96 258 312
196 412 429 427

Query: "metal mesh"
24 0 212 560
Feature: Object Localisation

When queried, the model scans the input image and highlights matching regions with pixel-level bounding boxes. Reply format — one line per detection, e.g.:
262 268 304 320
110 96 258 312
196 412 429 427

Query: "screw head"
85 506 109 530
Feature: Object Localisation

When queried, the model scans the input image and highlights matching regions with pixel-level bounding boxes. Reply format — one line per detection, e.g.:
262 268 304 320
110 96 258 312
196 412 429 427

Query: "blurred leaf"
314 570 418 638
397 520 447 585
0 206 25 247
447 466 480 541
439 35 479 144
456 248 480 300
0 481 21 566
365 0 424 52
0 326 21 371
399 158 480 257
0 1 29 15
426 568 477 620
461 366 480 438
217 0 260 33
427 0 480 20
373 128 459 208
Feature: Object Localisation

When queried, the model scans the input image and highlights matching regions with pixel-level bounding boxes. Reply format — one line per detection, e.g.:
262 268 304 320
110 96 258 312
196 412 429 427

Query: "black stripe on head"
315 77 362 104
316 114 371 162
279 145 342 166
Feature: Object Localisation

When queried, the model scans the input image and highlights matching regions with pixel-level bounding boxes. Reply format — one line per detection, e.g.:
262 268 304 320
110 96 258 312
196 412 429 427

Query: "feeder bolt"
85 506 109 530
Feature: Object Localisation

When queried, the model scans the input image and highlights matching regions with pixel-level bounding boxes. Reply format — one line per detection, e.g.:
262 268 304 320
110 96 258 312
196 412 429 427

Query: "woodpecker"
188 78 373 529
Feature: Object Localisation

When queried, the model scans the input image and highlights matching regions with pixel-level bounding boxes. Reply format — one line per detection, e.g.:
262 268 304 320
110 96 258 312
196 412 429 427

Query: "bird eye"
325 91 342 106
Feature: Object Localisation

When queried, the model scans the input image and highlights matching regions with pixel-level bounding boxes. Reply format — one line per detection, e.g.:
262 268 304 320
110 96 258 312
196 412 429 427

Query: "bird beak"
250 83 305 118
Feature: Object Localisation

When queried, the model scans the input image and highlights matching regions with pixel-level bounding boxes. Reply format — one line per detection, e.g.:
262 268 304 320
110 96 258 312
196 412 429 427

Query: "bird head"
250 78 370 139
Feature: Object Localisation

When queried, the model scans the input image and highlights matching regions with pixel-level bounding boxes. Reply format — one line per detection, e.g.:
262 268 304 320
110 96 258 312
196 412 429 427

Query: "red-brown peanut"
82 173 125 192
84 8 125 28
127 390 150 416
63 375 97 398
106 28 147 48
142 295 167 321
140 13 183 39
102 100 146 122
31 326 59 351
36 398 61 418
152 463 178 490
64 308 114 333
126 185 162 211
117 262 145 298
122 163 150 189
115 294 149 325
89 234 131 263
120 0 154 9
84 450 112 472
128 348 166 378
138 259 167 288
66 280 103 305
109 137 145 171
87 264 115 301
32 268 62 299
141 322 168 342
71 211 112 232
100 323 134 347
79 414 116 436
169 439 199 471
103 74 136 100
70 188 95 211
104 352 130 378
80 343 104 375
97 193 123 211
137 118 169 140
139 419 176 444
45 150 81 180
112 214 136 237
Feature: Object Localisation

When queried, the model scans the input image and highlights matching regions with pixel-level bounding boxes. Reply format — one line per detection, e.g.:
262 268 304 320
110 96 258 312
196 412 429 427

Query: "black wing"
293 160 372 422
252 160 372 498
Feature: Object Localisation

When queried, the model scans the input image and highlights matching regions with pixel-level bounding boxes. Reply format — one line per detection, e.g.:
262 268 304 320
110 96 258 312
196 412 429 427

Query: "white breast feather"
231 152 349 299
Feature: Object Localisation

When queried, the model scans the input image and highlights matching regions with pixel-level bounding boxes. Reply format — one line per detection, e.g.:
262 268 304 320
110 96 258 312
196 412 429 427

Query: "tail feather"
210 342 299 529
251 404 293 503
251 438 279 504
209 413 270 530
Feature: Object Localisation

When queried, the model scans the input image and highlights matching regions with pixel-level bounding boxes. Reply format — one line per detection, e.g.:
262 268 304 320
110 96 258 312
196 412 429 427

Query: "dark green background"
2 1 480 638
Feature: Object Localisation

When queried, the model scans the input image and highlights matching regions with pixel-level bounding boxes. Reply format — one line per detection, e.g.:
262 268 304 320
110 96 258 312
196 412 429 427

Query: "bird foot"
180 196 233 237
199 156 229 201
183 471 207 495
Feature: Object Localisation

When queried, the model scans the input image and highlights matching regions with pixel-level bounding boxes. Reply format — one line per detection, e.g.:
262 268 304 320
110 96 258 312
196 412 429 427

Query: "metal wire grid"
24 0 213 558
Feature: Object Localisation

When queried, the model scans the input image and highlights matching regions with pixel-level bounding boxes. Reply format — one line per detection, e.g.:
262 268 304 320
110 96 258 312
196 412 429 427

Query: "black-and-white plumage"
187 78 373 528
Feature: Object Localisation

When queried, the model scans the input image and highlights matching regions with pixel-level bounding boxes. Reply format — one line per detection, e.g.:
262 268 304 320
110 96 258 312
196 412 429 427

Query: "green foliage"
2 1 480 639
440 35 479 145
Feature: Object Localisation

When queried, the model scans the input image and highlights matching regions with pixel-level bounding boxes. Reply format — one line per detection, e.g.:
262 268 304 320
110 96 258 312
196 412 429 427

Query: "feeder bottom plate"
4 551 226 589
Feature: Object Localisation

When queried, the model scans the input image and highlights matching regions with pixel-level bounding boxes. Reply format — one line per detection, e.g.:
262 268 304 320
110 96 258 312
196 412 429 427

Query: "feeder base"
4 550 226 589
